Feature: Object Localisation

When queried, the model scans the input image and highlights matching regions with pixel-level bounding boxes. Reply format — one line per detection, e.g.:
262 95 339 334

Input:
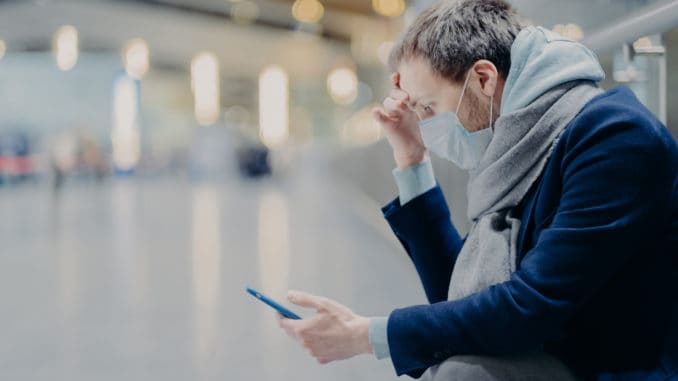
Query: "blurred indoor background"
0 0 676 379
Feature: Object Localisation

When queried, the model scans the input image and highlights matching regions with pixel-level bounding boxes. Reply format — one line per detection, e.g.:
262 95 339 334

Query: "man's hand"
373 72 427 170
278 290 372 364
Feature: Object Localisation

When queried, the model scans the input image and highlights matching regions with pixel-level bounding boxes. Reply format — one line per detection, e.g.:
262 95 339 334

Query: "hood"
500 26 605 115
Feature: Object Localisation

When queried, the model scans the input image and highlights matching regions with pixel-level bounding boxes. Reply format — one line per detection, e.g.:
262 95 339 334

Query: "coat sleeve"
382 185 465 304
384 114 676 378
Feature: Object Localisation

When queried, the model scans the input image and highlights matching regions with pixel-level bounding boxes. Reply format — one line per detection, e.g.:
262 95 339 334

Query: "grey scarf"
448 81 603 301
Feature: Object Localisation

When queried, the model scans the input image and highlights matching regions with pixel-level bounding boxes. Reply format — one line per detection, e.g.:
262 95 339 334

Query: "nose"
412 109 425 122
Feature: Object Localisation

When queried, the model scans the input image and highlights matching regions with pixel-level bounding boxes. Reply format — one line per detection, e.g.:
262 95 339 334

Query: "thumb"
373 107 396 126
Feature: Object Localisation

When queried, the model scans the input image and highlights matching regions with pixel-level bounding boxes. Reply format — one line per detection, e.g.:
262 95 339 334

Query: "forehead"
397 56 447 101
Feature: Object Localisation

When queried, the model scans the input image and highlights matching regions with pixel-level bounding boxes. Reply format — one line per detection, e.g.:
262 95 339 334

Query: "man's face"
397 56 490 133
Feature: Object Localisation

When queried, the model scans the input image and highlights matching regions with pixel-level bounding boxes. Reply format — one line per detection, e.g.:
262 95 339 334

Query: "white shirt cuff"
392 159 436 205
369 316 391 360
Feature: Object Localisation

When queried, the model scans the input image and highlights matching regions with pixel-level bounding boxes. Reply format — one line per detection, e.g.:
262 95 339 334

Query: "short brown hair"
389 0 526 82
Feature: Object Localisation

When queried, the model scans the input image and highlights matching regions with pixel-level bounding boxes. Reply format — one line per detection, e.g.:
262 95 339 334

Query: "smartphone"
246 286 302 320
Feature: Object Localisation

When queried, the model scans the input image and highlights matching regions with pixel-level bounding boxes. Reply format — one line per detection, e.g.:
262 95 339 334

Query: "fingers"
278 313 324 341
372 107 394 125
277 310 300 335
390 72 400 88
278 316 333 364
287 290 326 310
383 97 408 116
276 301 359 366
278 316 300 338
389 88 409 103
278 315 303 339
372 107 387 121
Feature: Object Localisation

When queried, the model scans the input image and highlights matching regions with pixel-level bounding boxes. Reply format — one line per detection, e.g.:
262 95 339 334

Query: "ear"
471 60 499 98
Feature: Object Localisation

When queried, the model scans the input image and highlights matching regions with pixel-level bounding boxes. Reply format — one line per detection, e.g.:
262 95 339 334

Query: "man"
279 0 678 379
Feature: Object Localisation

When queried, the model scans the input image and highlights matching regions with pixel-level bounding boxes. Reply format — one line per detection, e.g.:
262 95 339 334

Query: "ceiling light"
292 0 324 24
327 67 358 105
191 52 221 126
231 1 260 24
552 23 584 41
54 25 78 71
259 65 289 148
123 39 150 80
111 74 141 172
372 0 405 18
633 37 653 50
342 105 383 146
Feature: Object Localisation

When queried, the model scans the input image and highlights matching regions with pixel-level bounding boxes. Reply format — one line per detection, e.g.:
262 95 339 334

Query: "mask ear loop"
457 69 495 132
415 109 423 122
455 70 472 115
489 95 494 132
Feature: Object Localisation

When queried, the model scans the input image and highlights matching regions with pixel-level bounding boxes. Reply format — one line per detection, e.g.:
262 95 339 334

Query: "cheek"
420 109 434 120
434 100 457 115
467 109 492 132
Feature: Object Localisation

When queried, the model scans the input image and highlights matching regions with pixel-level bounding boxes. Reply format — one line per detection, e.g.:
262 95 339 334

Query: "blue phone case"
246 287 302 320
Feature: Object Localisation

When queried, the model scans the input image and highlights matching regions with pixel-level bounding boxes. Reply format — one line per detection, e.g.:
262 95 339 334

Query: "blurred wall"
0 52 205 169
0 53 118 138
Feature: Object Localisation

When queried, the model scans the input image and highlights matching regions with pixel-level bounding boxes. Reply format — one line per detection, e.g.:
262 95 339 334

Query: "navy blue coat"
382 87 678 380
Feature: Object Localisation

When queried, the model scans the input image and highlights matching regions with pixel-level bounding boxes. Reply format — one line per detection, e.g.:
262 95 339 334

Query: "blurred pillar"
613 35 667 124
111 73 142 174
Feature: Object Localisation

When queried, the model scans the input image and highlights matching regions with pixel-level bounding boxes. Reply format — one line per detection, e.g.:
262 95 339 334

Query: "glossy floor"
0 164 425 380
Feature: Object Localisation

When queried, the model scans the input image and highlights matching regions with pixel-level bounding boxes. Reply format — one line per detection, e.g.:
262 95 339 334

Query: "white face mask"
418 71 494 170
